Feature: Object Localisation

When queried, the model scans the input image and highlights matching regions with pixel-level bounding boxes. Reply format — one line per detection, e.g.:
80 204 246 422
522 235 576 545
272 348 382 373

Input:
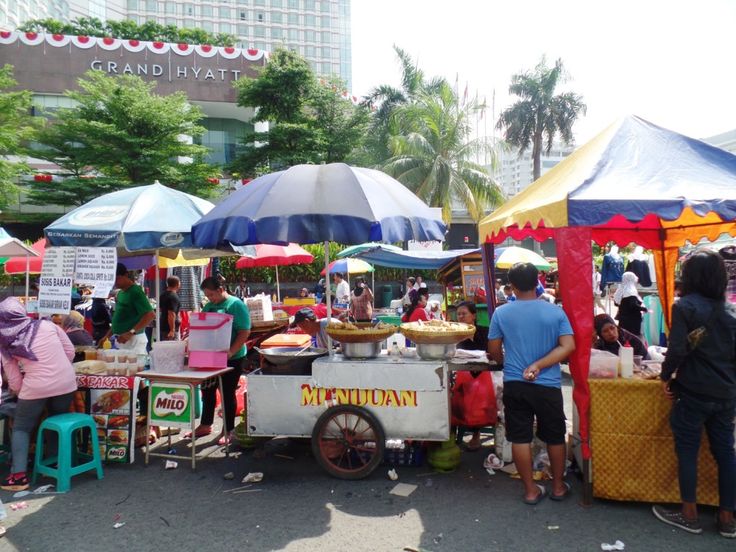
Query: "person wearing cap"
99 263 154 354
291 308 340 349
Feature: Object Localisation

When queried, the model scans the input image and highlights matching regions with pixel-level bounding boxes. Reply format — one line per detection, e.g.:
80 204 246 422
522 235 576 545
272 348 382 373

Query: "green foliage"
18 17 236 46
497 57 586 180
29 71 219 204
382 82 503 224
0 65 39 209
231 49 369 176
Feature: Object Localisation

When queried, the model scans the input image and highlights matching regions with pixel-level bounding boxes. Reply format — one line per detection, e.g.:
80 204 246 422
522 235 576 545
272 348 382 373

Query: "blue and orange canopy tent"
478 115 736 462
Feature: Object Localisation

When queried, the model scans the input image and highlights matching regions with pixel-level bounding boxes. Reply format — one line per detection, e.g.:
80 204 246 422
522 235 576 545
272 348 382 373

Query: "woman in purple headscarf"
0 298 77 491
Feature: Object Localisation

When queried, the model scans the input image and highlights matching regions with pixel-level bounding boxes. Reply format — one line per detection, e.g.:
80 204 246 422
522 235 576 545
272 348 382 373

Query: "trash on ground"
233 489 263 494
33 484 55 494
223 472 235 480
547 525 560 530
601 541 625 551
223 485 252 493
403 547 420 552
160 516 170 527
164 460 178 470
0 499 6 521
9 502 28 511
113 522 126 529
500 462 517 474
433 533 443 545
388 469 398 481
389 483 418 497
242 472 264 483
12 491 30 499
485 468 495 476
483 453 503 470
274 454 294 460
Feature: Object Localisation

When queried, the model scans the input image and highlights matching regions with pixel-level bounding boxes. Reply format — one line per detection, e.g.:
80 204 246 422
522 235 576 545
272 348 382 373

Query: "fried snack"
93 415 107 427
325 320 398 343
108 430 128 444
107 415 129 428
92 390 130 414
400 320 475 344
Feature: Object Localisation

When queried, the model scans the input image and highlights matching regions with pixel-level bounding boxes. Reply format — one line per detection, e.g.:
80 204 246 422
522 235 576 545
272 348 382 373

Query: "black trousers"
200 357 245 432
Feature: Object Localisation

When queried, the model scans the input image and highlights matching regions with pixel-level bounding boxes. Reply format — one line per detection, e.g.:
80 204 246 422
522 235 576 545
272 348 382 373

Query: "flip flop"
550 481 572 501
523 484 547 505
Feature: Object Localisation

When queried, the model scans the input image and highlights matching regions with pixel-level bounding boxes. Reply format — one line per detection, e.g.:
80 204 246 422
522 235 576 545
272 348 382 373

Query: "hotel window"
254 41 266 50
256 12 264 22
254 26 265 38
321 31 330 43
271 12 282 23
320 15 330 28
254 0 265 5
321 46 331 58
237 24 248 35
201 5 213 16
322 62 331 75
127 0 139 10
287 13 298 24
304 29 316 42
288 0 299 8
305 45 315 57
271 0 283 6
304 0 315 10
288 28 299 40
165 1 176 14
182 3 193 16
305 14 316 26
220 22 232 33
272 27 284 39
220 7 233 18
145 0 156 11
183 18 195 28
321 0 330 12
239 9 246 20
165 17 177 25
201 20 214 31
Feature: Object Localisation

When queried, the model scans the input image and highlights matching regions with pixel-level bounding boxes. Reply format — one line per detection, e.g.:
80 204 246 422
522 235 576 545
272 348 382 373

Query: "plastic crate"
382 441 426 467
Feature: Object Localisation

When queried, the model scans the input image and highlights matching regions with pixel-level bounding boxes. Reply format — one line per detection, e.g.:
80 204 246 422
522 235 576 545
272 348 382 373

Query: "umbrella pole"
371 267 374 308
325 240 332 353
275 266 281 303
24 254 30 305
155 249 161 343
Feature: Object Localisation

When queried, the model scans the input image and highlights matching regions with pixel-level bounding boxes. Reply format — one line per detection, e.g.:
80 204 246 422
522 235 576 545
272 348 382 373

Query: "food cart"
436 250 489 326
247 321 477 479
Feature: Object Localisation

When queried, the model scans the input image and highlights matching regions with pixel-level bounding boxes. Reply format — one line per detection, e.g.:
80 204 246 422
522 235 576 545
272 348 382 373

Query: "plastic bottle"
101 338 112 350
110 335 118 349
619 345 634 379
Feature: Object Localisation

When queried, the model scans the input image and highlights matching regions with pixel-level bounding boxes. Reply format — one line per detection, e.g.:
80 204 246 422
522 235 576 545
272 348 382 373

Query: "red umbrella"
236 243 314 302
5 238 46 274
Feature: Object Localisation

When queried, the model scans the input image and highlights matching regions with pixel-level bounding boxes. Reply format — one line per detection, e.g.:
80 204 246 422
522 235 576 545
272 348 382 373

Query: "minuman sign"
0 31 266 103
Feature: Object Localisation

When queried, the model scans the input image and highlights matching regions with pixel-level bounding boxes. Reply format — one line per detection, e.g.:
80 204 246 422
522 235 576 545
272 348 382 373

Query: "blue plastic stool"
32 413 104 492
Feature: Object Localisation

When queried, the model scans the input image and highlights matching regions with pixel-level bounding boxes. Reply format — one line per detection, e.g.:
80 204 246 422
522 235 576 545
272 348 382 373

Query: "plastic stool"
32 413 104 492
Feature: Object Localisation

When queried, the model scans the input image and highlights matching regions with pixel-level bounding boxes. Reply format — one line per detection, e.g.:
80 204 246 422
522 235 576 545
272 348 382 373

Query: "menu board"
74 247 117 298
461 262 485 299
38 247 76 315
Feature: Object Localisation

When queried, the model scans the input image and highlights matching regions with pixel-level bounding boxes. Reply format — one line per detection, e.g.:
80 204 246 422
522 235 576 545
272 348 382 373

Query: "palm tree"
360 46 448 166
382 82 503 224
497 57 586 181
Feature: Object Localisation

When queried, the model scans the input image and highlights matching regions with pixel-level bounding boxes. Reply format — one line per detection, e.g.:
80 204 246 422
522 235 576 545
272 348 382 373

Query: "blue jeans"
670 390 736 510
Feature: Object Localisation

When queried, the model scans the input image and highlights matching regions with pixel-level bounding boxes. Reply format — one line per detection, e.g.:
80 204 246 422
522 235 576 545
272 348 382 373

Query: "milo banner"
149 383 194 429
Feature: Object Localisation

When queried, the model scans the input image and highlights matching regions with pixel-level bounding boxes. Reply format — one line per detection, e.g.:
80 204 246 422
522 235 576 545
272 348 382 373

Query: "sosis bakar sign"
300 385 418 408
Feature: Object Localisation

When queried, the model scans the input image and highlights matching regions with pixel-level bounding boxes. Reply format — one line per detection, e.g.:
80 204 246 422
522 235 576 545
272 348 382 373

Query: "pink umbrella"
236 243 314 302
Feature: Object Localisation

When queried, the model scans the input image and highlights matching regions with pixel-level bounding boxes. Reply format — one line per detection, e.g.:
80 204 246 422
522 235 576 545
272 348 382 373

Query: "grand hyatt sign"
0 31 266 103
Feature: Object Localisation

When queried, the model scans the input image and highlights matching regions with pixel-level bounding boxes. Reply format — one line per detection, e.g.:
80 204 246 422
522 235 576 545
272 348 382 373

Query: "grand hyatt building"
0 30 267 232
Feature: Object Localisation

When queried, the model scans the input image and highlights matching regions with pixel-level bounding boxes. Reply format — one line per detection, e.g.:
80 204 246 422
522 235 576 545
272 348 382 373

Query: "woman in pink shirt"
0 298 77 491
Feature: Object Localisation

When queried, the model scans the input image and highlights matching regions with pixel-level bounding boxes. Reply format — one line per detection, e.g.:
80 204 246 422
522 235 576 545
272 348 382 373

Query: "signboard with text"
149 383 194 429
38 247 76 315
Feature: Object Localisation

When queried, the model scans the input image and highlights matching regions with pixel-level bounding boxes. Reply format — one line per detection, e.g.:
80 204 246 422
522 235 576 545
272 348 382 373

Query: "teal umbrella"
337 242 402 258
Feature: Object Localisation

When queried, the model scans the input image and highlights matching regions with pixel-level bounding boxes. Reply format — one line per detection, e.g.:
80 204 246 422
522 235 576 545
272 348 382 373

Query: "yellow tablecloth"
590 378 719 506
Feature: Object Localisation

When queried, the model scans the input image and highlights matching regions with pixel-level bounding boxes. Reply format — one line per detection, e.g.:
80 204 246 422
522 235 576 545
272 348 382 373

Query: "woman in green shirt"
186 277 251 445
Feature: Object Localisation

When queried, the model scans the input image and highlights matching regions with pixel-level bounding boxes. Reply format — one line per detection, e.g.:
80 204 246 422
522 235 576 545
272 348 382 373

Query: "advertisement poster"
74 247 117 298
149 383 193 429
38 247 76 315
84 377 139 464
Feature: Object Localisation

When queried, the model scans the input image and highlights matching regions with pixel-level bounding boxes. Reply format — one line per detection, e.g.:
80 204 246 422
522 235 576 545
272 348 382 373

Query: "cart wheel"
311 405 385 480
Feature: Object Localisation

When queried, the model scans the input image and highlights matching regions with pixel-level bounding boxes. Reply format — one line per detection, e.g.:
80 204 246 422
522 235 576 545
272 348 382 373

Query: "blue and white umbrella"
191 163 446 247
45 182 215 254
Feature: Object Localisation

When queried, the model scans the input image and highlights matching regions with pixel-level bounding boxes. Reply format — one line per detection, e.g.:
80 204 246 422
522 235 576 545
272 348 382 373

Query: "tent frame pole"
24 254 30 306
275 266 281 303
155 249 161 343
325 241 332 353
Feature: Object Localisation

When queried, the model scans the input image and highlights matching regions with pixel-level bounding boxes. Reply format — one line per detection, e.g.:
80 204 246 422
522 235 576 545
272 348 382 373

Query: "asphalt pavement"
0 372 731 552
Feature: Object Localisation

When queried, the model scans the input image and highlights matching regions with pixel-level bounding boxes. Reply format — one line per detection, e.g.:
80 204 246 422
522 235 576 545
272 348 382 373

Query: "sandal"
218 431 234 446
523 484 547 505
550 481 572 501
183 426 212 440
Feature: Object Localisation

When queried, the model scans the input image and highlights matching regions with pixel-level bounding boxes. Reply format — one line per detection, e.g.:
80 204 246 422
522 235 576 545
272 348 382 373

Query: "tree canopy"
231 48 369 177
0 65 39 209
18 17 236 46
29 70 218 206
497 57 586 180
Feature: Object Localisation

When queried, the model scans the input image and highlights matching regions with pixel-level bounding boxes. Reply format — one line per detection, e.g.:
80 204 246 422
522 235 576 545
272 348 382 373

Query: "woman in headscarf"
61 311 94 347
348 276 373 322
0 298 77 491
401 288 429 323
593 313 649 360
614 271 648 336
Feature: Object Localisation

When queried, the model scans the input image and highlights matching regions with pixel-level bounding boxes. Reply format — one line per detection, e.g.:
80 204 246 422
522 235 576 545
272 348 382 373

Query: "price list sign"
75 247 117 298
38 247 76 315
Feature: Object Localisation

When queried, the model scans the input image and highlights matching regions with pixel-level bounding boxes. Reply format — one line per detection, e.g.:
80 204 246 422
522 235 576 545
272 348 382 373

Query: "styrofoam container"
188 312 233 352
151 341 186 374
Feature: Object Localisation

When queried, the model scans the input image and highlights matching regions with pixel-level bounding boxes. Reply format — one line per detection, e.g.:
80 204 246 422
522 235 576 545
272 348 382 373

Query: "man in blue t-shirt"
489 262 575 505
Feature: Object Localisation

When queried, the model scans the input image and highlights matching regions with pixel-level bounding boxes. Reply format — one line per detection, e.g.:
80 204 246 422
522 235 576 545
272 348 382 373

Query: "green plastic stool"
32 413 104 493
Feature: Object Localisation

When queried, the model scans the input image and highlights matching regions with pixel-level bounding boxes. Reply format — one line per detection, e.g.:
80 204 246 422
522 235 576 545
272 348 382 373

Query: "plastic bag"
451 371 497 427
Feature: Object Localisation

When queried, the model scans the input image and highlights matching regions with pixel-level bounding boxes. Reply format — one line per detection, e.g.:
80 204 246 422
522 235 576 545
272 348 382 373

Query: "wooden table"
142 367 232 470
589 378 720 506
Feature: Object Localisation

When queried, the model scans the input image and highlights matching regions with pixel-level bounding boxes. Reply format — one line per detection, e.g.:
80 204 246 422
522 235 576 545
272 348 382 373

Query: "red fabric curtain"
555 227 593 459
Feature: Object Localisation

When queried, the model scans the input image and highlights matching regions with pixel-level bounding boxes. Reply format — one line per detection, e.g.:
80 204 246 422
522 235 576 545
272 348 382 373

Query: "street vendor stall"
478 115 736 504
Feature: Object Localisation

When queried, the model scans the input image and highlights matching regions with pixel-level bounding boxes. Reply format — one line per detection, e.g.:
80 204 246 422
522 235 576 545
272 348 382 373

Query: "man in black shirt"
159 276 181 341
